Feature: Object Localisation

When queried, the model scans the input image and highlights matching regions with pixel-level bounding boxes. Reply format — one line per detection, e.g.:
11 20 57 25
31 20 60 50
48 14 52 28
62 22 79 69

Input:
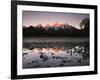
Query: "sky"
22 11 89 29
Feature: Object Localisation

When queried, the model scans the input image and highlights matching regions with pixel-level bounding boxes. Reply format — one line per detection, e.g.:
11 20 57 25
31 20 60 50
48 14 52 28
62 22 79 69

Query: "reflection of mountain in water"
23 46 89 69
23 38 89 69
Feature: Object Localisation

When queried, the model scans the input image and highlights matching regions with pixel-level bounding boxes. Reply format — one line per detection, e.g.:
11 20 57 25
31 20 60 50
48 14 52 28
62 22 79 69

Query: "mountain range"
23 22 89 37
25 22 80 31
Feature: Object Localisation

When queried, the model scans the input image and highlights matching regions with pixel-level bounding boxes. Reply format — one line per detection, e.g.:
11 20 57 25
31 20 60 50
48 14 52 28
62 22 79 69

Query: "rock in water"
32 61 35 63
40 54 43 58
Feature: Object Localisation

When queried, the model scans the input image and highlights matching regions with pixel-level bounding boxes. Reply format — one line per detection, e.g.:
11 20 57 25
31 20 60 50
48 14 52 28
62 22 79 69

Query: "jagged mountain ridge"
23 22 89 37
26 22 80 31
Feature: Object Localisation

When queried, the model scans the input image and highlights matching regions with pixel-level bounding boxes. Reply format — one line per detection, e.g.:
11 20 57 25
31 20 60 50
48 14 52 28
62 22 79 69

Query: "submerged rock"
62 60 66 63
28 63 31 65
42 55 49 61
60 64 64 66
23 53 29 56
32 61 35 63
40 54 43 58
52 56 56 59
